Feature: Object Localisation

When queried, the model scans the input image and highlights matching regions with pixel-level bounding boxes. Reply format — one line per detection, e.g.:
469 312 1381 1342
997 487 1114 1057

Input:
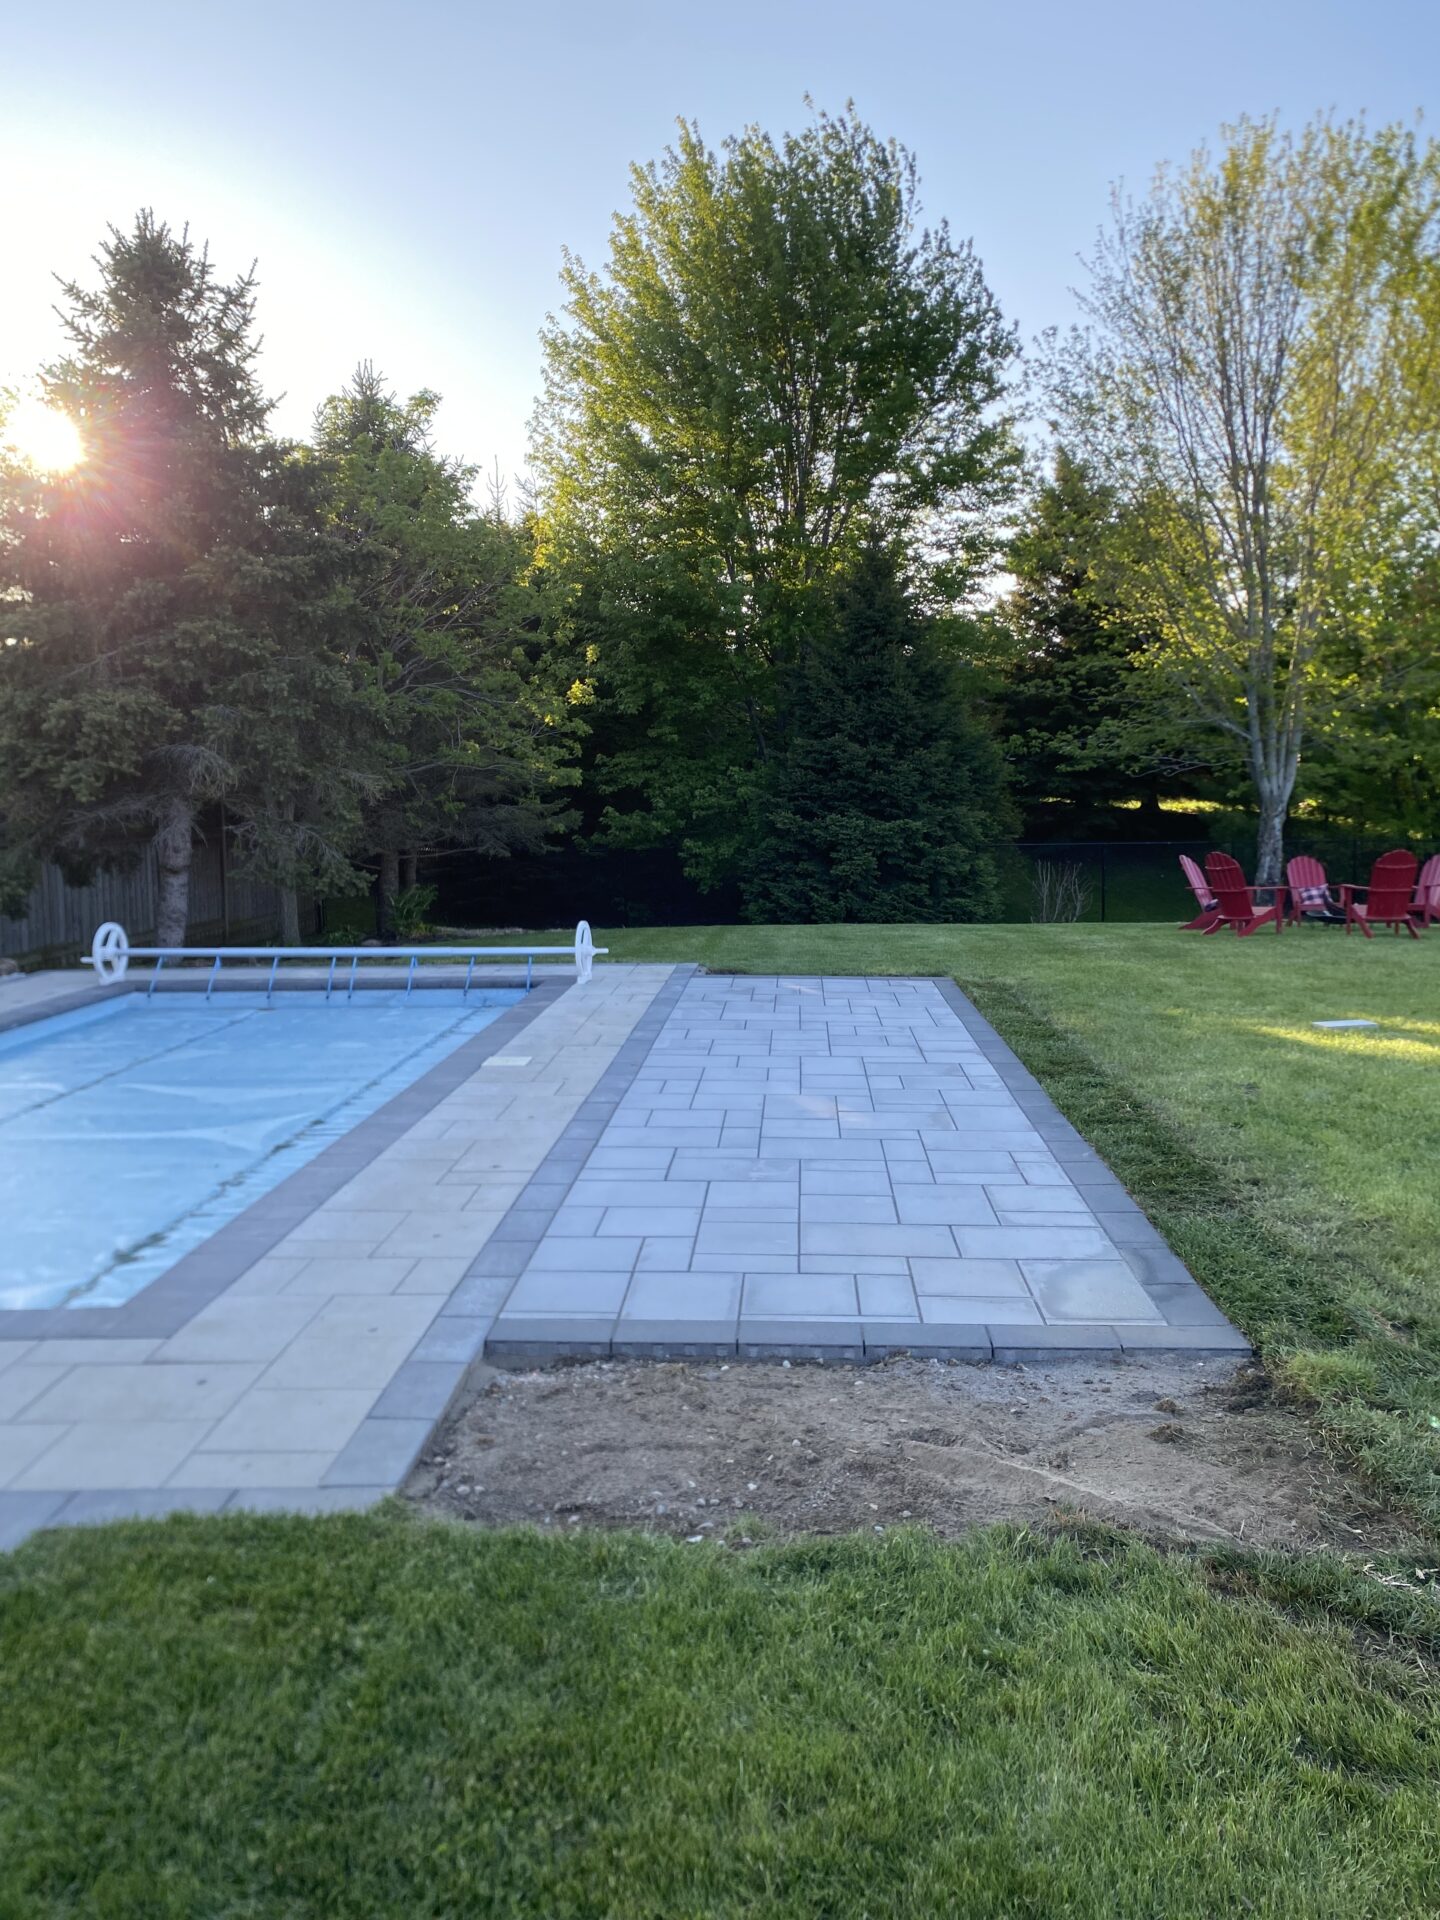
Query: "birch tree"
1051 117 1440 879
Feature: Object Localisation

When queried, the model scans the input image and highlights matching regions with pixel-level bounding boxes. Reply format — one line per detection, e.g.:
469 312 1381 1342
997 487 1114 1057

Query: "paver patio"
483 974 1249 1363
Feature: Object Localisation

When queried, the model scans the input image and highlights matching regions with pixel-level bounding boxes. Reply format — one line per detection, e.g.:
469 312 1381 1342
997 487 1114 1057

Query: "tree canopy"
1046 116 1440 877
313 366 578 936
534 105 1019 891
7 105 1440 947
0 225 579 945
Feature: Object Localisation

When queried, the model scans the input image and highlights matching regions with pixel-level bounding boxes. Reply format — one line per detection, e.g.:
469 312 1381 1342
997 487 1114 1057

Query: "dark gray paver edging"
481 972 1252 1368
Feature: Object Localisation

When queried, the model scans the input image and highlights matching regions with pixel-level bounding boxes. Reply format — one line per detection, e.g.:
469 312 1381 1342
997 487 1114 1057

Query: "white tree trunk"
1253 761 1297 887
153 797 194 948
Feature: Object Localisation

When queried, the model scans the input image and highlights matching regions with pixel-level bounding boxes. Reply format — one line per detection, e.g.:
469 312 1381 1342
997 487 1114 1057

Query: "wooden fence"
0 837 306 963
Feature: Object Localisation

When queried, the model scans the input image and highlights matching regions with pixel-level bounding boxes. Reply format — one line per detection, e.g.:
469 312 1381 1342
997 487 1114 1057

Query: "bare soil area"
407 1354 1411 1552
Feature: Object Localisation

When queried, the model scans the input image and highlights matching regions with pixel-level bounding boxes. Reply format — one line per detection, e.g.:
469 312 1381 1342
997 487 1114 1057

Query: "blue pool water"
0 990 521 1311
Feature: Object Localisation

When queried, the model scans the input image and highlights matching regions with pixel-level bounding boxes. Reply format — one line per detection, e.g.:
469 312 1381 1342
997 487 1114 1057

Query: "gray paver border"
319 963 699 1494
0 976 571 1341
483 973 1251 1368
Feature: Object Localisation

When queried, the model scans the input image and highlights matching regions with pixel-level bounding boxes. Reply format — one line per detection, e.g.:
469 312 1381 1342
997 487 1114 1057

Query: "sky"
6 0 1437 488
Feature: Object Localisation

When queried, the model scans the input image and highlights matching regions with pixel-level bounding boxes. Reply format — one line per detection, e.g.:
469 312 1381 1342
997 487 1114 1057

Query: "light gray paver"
0 1365 71 1421
13 1422 217 1491
505 1269 633 1314
17 1363 262 1425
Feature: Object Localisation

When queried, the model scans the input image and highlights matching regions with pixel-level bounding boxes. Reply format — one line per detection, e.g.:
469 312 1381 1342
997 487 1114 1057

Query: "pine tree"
743 545 1014 923
0 213 342 943
313 366 579 938
992 452 1177 835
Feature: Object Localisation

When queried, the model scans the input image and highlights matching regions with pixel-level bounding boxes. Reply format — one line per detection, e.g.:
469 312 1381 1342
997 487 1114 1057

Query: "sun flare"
3 397 85 474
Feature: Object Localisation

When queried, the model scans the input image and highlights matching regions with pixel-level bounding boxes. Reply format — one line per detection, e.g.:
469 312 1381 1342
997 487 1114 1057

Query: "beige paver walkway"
0 964 674 1541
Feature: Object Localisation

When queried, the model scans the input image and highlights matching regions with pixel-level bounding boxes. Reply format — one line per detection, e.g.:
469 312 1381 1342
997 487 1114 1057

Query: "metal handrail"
82 921 607 998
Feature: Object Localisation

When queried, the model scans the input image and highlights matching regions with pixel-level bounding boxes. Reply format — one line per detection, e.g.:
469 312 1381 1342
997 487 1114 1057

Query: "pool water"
0 990 521 1311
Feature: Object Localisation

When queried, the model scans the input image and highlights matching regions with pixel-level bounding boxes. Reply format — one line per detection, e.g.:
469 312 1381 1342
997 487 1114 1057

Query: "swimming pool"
0 989 521 1311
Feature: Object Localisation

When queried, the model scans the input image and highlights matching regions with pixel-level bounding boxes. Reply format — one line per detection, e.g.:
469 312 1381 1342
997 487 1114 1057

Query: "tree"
314 366 578 937
1301 530 1440 841
743 544 1014 922
991 451 1187 835
214 448 380 944
0 214 342 943
1048 117 1440 878
534 105 1018 891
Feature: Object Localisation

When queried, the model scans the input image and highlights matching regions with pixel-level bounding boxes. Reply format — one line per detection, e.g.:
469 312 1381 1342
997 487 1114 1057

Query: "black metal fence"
426 830 1435 931
1003 831 1433 924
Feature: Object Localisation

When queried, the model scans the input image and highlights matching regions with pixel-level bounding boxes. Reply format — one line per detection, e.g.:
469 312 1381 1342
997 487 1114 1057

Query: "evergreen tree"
743 545 1014 923
214 448 380 943
992 452 1187 834
314 365 579 937
0 214 344 943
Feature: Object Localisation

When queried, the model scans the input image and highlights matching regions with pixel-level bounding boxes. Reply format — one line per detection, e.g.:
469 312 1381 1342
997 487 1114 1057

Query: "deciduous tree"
534 105 1018 890
1048 117 1440 878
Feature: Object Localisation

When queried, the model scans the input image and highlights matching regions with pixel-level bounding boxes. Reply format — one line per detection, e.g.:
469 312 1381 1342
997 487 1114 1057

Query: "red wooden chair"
1178 854 1221 930
1412 854 1440 928
1342 850 1422 938
1202 851 1286 936
1286 854 1341 924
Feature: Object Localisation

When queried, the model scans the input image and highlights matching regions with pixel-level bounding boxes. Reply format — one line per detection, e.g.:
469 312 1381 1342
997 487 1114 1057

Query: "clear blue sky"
8 0 1437 486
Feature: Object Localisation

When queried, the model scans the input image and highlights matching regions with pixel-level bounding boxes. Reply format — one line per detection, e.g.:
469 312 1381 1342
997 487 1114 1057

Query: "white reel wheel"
575 919 595 985
91 921 131 982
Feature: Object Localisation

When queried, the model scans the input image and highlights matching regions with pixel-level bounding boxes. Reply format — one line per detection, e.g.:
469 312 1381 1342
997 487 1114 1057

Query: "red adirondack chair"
1412 853 1440 928
1178 854 1221 930
1286 854 1341 924
1341 850 1422 938
1202 851 1285 937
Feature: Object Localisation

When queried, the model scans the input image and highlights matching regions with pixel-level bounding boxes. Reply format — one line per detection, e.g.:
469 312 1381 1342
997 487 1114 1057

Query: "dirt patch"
406 1354 1412 1552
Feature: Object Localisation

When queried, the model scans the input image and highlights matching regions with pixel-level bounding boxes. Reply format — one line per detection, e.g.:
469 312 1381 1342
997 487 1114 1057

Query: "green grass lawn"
590 923 1440 1529
3 1511 1439 1919
6 918 1440 1915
